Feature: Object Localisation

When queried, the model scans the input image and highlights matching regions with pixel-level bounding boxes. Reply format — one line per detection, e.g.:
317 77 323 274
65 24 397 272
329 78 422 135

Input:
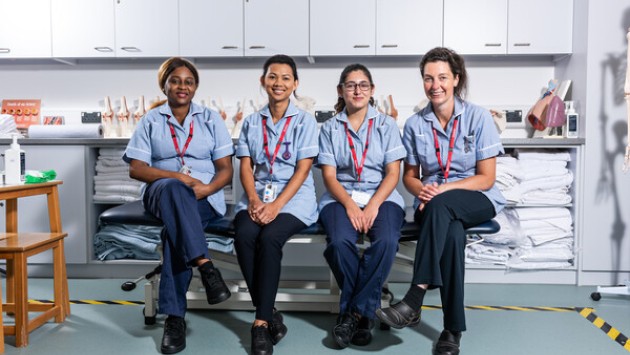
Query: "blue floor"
2 279 629 354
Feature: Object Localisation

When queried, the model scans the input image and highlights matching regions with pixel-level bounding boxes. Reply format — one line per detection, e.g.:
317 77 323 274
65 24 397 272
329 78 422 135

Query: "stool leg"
53 241 67 322
14 252 28 347
5 261 14 317
0 275 4 353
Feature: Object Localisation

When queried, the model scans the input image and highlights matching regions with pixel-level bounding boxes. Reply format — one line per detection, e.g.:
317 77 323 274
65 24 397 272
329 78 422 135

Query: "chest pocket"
462 134 477 171
414 133 432 172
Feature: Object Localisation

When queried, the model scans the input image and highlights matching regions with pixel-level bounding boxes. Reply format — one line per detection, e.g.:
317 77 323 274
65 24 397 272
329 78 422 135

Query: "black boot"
375 301 421 329
332 313 358 349
198 261 231 304
269 308 288 345
434 329 462 355
251 324 274 355
161 316 186 354
351 316 374 346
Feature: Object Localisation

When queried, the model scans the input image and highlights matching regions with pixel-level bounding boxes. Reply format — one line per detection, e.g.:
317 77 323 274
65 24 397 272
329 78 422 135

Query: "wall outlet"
81 112 102 123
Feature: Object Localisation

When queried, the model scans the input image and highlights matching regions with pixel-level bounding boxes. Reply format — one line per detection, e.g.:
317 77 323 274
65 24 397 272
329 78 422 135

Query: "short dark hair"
420 47 468 99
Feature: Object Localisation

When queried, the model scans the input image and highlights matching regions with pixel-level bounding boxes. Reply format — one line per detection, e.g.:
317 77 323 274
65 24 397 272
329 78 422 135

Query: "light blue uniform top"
317 105 407 211
402 98 506 214
123 102 234 216
235 101 319 226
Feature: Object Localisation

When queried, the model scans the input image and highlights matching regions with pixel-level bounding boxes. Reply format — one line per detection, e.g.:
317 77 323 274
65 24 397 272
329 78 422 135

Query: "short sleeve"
317 121 336 167
295 113 319 160
402 118 419 166
381 117 406 164
123 114 153 165
209 111 234 160
235 116 252 158
475 110 504 161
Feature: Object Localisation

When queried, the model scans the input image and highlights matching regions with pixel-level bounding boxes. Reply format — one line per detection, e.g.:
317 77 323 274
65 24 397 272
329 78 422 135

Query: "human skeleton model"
624 28 630 172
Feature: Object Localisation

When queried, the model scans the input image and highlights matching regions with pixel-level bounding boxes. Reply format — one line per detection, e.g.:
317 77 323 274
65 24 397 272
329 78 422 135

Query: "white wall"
579 0 630 285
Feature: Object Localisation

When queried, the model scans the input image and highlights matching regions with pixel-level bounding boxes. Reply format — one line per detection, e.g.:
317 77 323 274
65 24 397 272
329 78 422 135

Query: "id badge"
179 165 192 176
351 190 371 207
263 183 277 203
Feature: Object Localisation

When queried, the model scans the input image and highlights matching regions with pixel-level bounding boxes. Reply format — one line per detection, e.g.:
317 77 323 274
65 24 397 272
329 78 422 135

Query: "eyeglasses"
342 81 372 92
167 77 196 88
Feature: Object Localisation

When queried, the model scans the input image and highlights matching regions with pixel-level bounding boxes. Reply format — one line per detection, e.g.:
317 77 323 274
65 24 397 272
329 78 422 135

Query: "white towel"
516 207 572 221
515 149 571 161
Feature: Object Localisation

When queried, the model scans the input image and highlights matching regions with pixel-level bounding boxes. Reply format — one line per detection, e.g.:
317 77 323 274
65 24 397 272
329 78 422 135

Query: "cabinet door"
52 0 116 58
508 0 573 54
115 0 178 57
443 0 507 55
0 0 52 58
244 0 309 57
180 0 243 57
376 0 443 55
310 0 376 56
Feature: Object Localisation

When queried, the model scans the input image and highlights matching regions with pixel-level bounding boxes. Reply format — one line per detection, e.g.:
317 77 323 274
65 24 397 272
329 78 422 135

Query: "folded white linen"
519 172 573 194
93 194 140 202
516 207 572 221
515 149 571 161
94 184 143 195
95 164 129 174
99 148 126 157
520 192 572 205
94 173 135 181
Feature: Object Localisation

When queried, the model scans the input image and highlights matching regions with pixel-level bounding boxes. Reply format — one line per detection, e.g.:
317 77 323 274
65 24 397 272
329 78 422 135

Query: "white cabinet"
310 0 376 56
443 0 507 55
115 0 178 57
244 0 309 57
508 0 573 54
179 0 243 57
444 0 573 55
376 0 443 55
0 0 52 58
51 0 116 58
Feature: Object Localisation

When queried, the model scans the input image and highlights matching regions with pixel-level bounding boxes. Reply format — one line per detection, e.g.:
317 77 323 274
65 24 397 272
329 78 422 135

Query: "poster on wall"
1 99 41 135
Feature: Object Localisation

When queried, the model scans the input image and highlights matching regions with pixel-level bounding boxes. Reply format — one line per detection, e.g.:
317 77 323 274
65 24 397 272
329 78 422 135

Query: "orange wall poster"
1 99 41 132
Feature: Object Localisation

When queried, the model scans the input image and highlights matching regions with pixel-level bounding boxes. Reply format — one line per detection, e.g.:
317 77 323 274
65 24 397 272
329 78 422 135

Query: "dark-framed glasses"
342 81 371 92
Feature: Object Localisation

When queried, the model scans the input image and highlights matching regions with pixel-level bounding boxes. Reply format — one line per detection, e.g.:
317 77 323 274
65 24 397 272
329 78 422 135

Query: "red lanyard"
432 116 459 182
168 118 194 167
343 119 374 183
262 116 293 176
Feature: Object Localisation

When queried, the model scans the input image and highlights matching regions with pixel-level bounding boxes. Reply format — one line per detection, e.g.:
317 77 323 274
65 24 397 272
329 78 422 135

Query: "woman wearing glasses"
234 54 319 355
317 64 406 348
376 47 505 355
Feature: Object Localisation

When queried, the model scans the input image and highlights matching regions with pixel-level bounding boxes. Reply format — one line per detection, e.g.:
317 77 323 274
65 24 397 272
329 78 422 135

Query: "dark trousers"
320 202 404 319
412 189 495 332
233 211 306 322
143 178 218 317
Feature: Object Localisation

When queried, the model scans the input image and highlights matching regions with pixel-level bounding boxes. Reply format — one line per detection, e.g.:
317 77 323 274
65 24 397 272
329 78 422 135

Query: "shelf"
502 138 585 147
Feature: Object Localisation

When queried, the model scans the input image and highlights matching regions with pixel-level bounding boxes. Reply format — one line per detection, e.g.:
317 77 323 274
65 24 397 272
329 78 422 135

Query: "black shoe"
434 329 462 355
332 313 358 349
269 308 288 345
375 301 421 329
198 263 231 305
251 325 274 355
161 316 186 354
351 316 374 346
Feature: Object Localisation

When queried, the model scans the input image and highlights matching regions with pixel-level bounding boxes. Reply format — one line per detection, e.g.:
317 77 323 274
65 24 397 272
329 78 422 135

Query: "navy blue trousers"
143 178 219 317
320 201 404 319
233 211 306 322
412 189 495 331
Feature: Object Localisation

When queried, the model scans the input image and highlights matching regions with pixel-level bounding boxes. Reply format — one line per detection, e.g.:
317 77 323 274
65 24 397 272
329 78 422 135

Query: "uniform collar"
158 102 203 126
420 98 465 133
260 101 300 121
336 105 379 124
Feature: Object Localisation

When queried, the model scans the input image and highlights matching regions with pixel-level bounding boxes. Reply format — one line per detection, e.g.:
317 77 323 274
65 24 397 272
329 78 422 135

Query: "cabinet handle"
121 46 141 52
513 43 531 47
94 47 113 52
0 48 10 53
484 43 502 47
249 45 265 49
222 46 238 49
381 44 398 48
353 44 370 48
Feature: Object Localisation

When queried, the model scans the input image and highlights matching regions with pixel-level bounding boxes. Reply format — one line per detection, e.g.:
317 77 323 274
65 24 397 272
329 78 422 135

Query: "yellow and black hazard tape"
30 299 144 306
421 305 575 312
576 307 630 352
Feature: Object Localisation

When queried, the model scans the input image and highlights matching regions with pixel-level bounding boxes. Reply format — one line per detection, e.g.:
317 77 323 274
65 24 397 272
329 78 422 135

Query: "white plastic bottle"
5 134 24 185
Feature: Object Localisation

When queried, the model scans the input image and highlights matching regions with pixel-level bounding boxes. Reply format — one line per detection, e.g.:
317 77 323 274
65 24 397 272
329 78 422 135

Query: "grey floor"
2 279 629 355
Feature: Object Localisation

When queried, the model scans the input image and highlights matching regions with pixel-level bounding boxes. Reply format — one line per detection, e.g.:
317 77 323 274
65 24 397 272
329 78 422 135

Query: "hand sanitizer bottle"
5 134 24 185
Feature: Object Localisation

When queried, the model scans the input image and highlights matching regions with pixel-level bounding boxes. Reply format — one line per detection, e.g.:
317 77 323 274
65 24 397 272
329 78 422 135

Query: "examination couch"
99 200 500 325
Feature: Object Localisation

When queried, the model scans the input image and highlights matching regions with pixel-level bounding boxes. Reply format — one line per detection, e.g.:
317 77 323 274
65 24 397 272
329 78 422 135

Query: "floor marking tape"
576 307 630 352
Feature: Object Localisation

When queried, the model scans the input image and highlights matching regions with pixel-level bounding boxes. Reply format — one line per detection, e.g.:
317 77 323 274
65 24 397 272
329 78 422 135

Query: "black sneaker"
332 313 358 349
270 308 288 345
198 262 231 305
351 316 374 346
160 316 186 354
251 324 274 355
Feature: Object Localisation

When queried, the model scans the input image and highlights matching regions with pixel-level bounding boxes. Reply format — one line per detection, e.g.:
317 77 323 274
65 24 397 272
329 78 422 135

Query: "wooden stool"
0 232 68 347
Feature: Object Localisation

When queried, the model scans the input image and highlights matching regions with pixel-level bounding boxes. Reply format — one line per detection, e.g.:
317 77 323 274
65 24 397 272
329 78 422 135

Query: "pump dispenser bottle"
5 134 24 184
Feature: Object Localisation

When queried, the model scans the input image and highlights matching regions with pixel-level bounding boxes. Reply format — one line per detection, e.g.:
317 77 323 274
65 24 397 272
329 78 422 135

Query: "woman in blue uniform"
124 57 234 354
318 64 406 349
234 54 318 355
376 47 505 355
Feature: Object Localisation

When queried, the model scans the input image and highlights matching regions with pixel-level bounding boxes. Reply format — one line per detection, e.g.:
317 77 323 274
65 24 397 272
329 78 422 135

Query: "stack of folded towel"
93 148 143 202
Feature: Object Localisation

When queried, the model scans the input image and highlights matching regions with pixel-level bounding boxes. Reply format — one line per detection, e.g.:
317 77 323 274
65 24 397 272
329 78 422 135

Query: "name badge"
263 183 278 203
179 165 192 176
351 190 371 207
